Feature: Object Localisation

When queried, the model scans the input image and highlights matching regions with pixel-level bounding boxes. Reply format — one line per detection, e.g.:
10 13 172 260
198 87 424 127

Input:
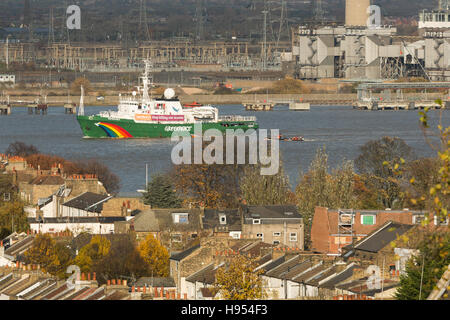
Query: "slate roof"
28 216 126 224
153 209 202 231
4 235 35 257
343 221 414 254
257 255 287 273
202 209 242 232
186 263 225 285
62 192 112 213
242 205 302 224
29 175 64 186
131 210 159 232
320 263 357 289
135 277 176 288
170 244 200 261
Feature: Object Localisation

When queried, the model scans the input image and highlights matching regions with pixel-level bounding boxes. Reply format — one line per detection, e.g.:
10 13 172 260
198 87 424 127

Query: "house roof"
186 263 225 285
135 277 176 288
62 192 112 213
29 175 65 186
343 221 414 254
170 244 201 261
28 216 127 224
320 263 357 289
242 205 302 224
131 210 159 232
153 209 202 231
4 235 35 257
202 209 242 231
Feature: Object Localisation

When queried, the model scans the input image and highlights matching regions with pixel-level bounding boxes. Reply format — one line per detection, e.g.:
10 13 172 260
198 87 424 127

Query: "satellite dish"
164 88 176 100
132 91 137 96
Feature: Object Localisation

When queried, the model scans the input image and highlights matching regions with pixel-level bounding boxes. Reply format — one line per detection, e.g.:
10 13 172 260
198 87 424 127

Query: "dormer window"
253 219 261 225
219 214 227 225
173 213 189 224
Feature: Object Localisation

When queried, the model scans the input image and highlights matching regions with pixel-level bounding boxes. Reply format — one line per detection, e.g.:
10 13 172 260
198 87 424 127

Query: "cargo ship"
76 61 258 139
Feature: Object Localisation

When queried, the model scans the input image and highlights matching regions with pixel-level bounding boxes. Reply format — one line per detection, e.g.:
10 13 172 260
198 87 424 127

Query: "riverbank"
5 92 446 107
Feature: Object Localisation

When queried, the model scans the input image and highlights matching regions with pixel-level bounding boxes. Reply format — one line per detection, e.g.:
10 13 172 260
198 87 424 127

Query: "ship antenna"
78 85 85 116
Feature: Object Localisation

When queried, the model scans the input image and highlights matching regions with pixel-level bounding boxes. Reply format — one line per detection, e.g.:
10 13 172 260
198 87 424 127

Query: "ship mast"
78 85 85 116
141 60 152 102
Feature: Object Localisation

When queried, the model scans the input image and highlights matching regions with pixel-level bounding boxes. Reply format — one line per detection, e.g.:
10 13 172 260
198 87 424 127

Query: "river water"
0 105 448 195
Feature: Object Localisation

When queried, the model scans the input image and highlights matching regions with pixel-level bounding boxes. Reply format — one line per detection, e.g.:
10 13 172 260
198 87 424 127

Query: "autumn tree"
355 136 415 178
74 235 111 273
295 148 359 248
214 255 267 300
5 141 39 158
138 235 170 277
74 159 121 194
70 77 92 95
240 162 293 206
143 174 182 208
0 200 29 233
94 235 150 284
25 234 73 278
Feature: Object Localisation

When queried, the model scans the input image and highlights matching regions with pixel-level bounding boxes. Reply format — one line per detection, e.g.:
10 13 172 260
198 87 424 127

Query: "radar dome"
164 88 176 99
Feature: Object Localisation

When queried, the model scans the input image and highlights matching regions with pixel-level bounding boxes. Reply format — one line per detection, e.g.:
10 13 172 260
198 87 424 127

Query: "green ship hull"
77 115 259 138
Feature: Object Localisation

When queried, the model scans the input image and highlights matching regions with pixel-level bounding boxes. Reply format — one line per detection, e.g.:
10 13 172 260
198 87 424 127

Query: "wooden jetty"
64 103 77 114
0 104 11 115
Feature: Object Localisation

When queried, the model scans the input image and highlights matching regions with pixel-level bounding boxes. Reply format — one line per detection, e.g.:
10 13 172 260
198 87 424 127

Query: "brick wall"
311 207 331 253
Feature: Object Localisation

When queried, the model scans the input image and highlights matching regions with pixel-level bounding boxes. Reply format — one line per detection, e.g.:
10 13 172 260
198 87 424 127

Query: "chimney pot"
184 293 187 300
88 273 91 281
112 279 116 285
143 286 146 294
132 286 135 293
93 272 96 281
107 280 111 286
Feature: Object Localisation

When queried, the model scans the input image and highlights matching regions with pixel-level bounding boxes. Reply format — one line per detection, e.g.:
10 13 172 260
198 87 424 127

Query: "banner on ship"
135 114 185 122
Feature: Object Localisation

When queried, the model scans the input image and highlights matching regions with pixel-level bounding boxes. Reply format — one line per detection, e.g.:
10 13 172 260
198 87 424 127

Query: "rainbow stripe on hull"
96 122 133 138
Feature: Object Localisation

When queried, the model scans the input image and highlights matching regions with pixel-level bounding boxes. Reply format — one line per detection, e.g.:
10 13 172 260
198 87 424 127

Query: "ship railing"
218 115 257 122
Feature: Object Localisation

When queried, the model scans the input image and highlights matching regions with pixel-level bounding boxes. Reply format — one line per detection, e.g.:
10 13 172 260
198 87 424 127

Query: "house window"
289 232 297 242
361 215 376 225
256 233 264 241
173 213 189 224
253 219 261 224
273 240 280 245
413 215 424 225
273 232 281 237
172 234 182 242
434 215 449 226
219 215 227 225
230 232 241 239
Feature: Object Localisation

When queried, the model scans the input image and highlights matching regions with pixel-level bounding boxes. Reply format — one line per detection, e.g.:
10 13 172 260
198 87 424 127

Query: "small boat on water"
266 135 305 142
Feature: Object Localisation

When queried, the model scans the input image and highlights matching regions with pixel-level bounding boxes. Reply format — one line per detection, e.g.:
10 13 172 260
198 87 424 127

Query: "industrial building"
292 0 450 81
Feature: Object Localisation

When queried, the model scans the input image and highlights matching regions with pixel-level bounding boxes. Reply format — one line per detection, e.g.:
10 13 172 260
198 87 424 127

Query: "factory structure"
292 0 450 81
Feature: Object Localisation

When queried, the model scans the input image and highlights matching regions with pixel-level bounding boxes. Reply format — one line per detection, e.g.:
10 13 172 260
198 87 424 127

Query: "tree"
94 235 150 284
295 148 359 248
214 255 267 300
70 77 92 95
74 159 121 194
143 174 182 208
355 136 415 178
25 234 73 278
138 235 170 277
172 163 244 209
0 201 29 233
395 231 449 300
74 235 111 273
240 162 293 206
5 141 39 158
